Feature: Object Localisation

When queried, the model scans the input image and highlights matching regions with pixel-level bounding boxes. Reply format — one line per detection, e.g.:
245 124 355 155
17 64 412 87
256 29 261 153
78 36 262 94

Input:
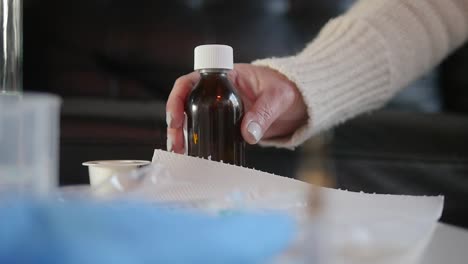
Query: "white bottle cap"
194 44 234 71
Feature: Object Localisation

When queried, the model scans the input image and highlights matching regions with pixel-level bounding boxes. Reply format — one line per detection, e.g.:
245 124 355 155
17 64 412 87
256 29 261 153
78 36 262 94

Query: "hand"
0 199 294 264
166 64 308 153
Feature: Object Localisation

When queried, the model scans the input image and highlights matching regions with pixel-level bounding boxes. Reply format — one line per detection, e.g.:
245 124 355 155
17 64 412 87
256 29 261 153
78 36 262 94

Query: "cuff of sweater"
252 17 393 149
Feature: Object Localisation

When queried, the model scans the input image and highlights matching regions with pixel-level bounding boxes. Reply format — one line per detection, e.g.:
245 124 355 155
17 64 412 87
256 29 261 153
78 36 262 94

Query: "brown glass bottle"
185 69 245 166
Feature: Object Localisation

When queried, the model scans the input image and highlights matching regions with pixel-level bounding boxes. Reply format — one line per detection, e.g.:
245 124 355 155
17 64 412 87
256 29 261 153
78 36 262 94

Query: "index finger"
166 72 199 129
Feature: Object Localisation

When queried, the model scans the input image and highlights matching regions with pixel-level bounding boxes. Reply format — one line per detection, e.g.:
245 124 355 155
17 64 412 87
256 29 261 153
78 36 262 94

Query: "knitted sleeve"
253 0 468 148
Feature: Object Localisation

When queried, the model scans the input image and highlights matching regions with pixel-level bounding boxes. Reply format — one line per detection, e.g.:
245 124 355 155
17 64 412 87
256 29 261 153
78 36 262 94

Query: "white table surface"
422 223 468 264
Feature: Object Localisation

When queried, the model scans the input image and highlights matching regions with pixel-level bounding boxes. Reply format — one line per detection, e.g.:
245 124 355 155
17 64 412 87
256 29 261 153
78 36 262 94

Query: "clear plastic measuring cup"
0 93 61 196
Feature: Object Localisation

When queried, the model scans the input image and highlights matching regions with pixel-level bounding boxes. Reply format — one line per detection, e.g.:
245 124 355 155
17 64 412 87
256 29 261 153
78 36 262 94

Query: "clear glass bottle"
0 0 22 94
185 45 245 166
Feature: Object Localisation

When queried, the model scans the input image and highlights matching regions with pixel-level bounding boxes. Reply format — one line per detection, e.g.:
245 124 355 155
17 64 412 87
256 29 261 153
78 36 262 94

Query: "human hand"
166 64 308 153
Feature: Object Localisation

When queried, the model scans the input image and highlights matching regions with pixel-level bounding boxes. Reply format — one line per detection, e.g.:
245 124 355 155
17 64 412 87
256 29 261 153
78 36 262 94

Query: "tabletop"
423 223 468 264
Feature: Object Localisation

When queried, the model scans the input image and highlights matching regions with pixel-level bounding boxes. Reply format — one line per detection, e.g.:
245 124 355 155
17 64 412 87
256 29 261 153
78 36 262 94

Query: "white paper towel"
151 149 444 264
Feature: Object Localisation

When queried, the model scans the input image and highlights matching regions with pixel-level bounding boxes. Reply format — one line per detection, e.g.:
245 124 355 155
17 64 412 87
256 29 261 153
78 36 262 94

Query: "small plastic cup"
82 160 151 187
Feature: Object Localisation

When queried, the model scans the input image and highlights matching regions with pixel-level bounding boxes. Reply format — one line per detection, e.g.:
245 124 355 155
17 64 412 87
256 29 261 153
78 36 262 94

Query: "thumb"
241 87 294 144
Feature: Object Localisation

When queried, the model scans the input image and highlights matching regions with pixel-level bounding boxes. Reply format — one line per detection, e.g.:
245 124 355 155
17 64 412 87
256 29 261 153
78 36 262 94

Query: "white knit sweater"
253 0 468 148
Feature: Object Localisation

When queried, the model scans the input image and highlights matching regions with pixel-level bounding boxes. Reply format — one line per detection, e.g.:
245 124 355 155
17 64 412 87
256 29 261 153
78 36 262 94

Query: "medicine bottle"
185 45 245 166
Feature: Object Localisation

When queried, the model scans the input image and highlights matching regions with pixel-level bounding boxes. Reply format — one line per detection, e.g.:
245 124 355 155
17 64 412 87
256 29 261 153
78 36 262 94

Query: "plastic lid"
194 44 233 70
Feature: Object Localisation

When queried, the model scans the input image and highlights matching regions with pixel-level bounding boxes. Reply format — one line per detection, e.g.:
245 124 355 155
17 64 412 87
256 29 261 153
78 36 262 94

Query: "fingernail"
166 112 172 127
167 135 173 152
247 122 262 143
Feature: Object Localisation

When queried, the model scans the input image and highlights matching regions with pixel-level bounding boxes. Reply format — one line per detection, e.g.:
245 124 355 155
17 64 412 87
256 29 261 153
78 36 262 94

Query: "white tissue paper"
150 149 443 264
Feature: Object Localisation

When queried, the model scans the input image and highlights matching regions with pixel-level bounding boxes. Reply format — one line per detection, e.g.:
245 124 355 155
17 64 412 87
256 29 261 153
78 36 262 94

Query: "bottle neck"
198 69 230 77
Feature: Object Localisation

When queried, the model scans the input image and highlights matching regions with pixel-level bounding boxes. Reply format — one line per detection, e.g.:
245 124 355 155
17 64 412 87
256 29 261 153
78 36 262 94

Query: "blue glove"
0 198 295 264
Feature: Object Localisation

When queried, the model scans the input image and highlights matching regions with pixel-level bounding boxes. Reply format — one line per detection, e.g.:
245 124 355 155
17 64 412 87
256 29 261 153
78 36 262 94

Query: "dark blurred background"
23 0 468 227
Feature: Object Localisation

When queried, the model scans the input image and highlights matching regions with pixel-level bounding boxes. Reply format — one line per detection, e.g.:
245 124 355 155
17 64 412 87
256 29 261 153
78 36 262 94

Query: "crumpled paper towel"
152 149 443 264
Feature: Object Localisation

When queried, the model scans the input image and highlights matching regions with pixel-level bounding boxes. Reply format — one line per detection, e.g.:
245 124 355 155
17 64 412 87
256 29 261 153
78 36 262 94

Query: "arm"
254 0 468 148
